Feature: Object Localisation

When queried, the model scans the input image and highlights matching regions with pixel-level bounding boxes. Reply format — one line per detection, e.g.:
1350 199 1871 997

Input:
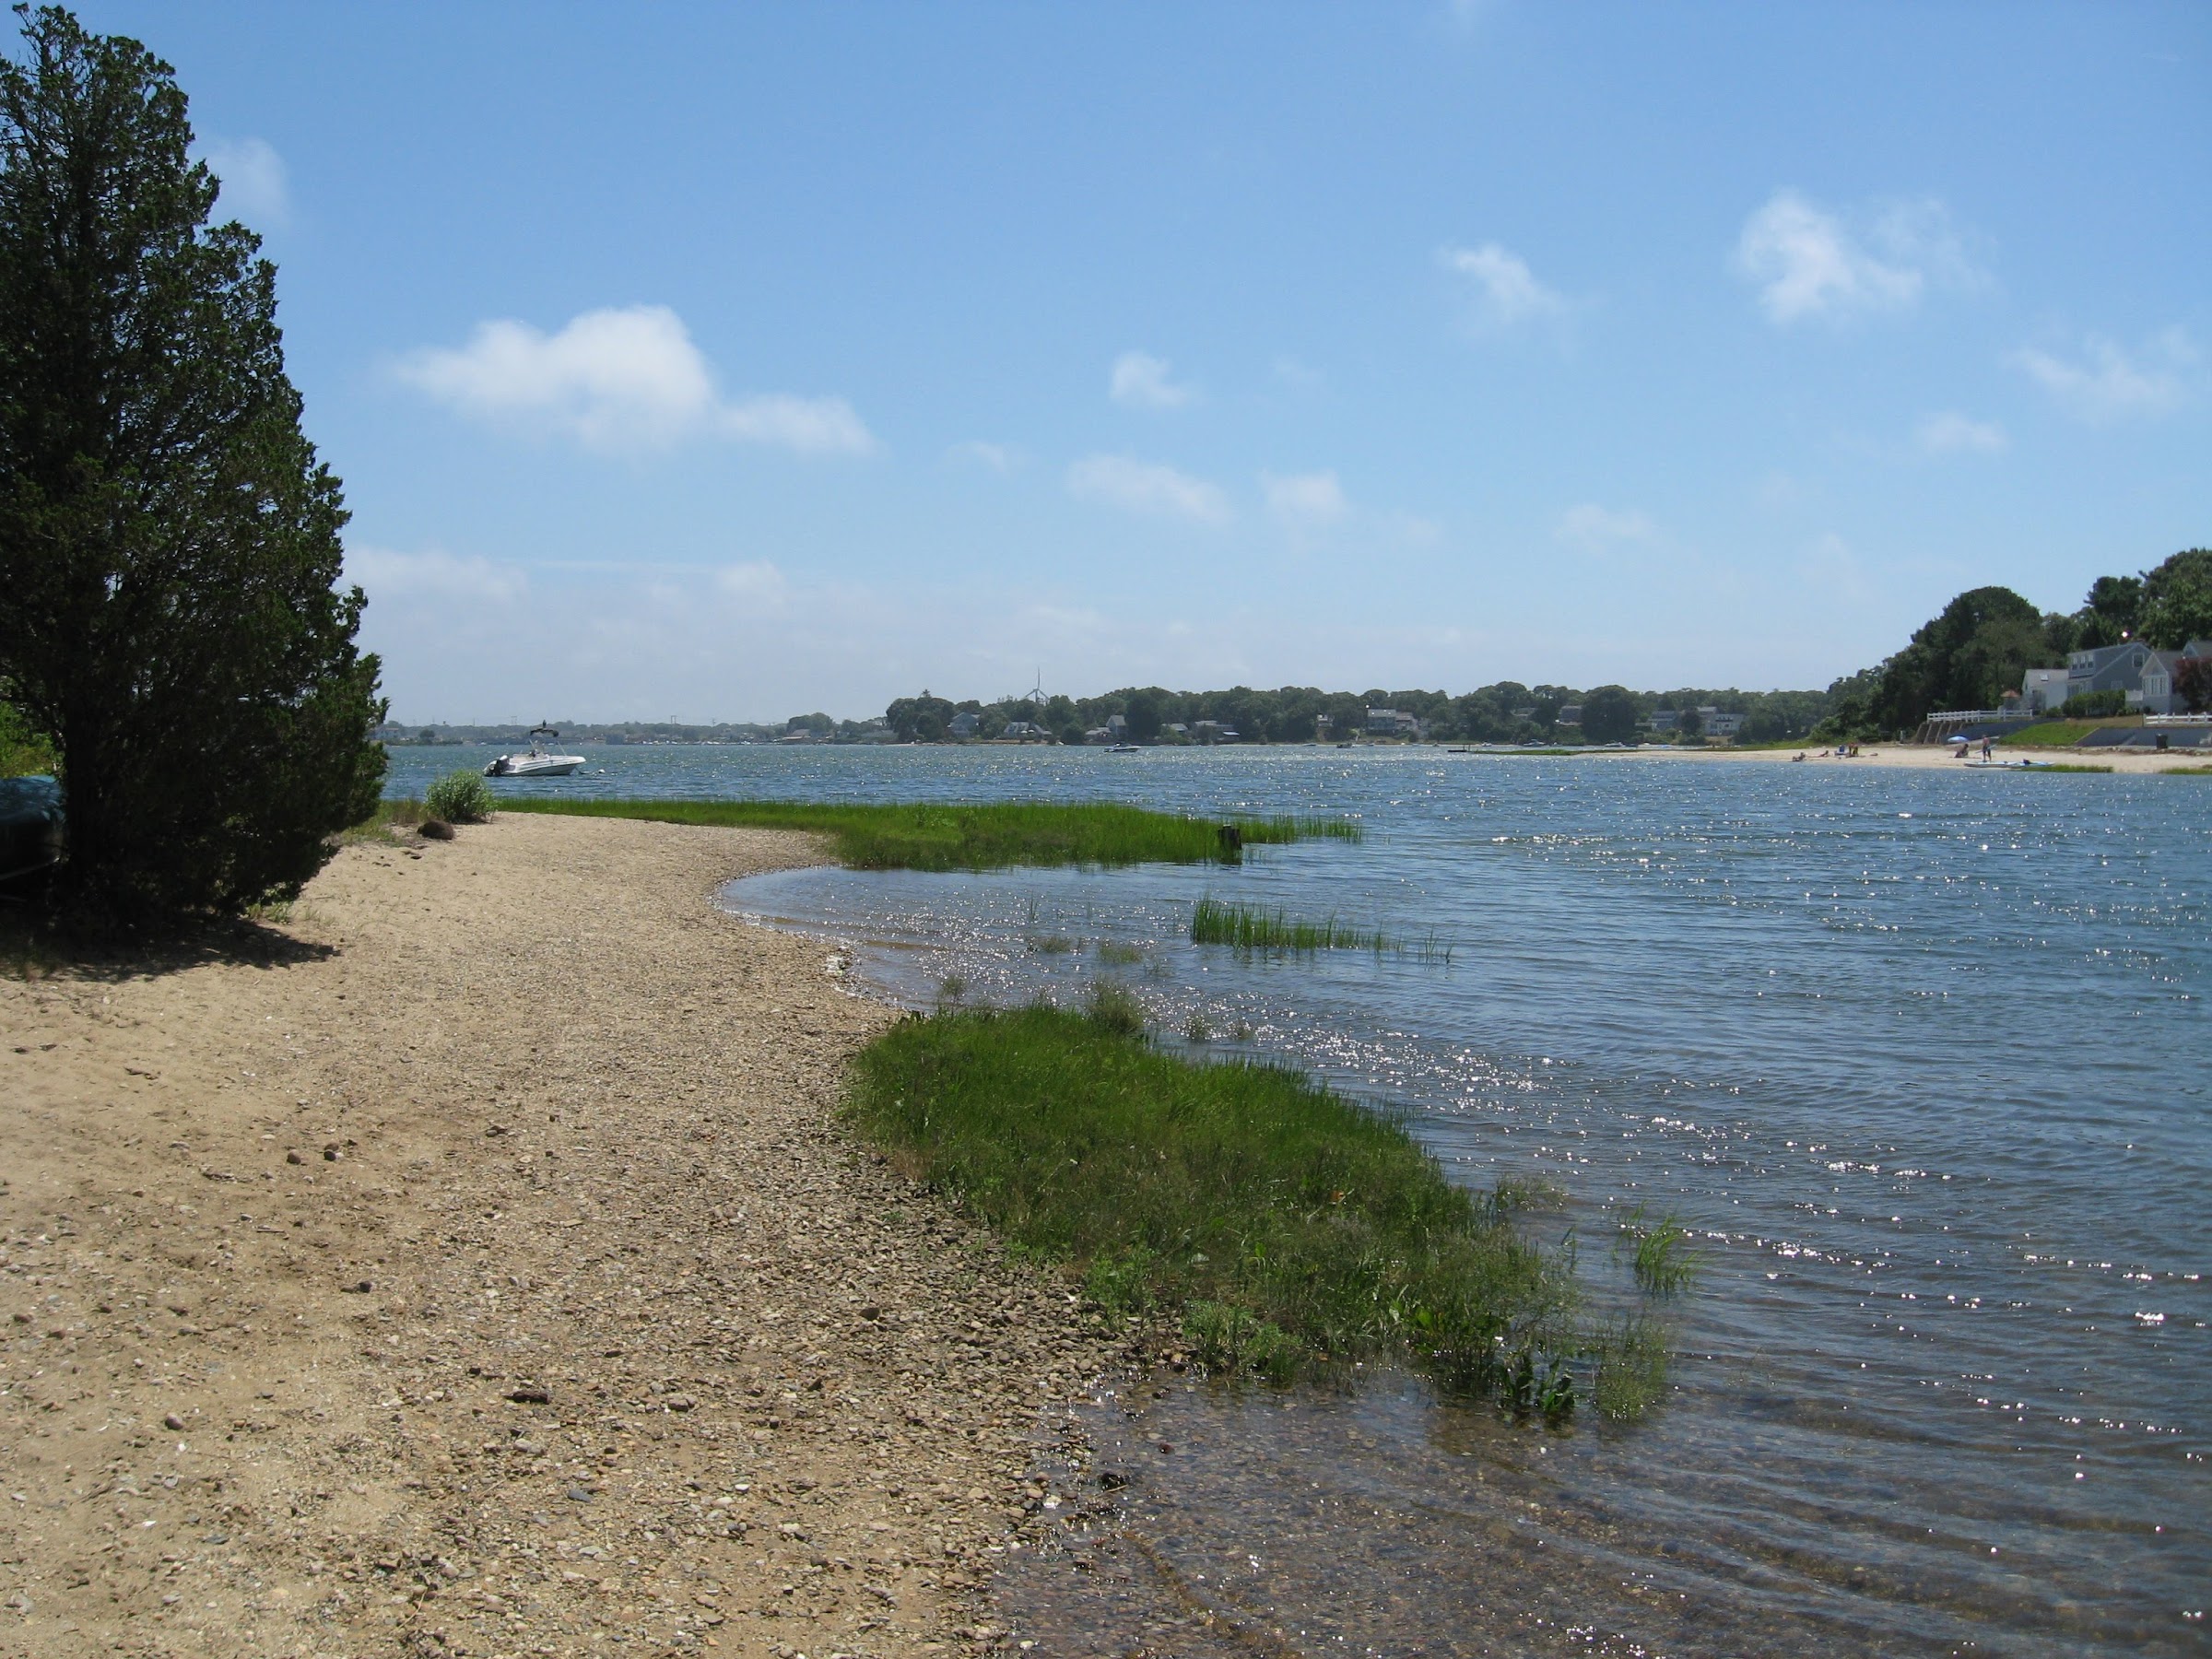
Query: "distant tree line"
1818 547 2212 739
884 680 1839 747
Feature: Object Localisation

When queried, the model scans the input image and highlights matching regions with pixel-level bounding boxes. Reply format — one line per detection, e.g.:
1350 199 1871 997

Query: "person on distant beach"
1982 736 1993 760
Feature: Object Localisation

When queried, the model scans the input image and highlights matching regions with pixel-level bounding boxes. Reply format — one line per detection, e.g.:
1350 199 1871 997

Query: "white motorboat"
484 724 586 778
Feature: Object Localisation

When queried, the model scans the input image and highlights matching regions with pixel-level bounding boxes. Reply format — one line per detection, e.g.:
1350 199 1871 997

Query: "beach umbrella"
1947 734 1971 746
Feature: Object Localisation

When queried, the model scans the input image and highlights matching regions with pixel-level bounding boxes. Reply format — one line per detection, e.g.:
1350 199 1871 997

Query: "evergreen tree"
0 6 383 917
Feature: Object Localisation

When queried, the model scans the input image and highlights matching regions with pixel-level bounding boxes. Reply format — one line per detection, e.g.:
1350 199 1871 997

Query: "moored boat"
485 724 586 778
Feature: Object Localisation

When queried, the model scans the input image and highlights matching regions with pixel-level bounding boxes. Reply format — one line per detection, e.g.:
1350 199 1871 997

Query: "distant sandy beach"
1587 742 2212 774
1 814 1123 1658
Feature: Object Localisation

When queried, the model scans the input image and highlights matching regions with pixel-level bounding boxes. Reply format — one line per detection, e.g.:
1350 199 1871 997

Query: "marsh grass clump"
843 1002 1587 1409
1619 1206 1700 1297
1190 898 1386 954
1184 1300 1294 1382
424 769 494 825
502 797 1357 871
1486 1174 1569 1222
1027 934 1076 955
1084 980 1146 1036
1589 1314 1672 1419
1184 1010 1213 1042
1095 939 1147 966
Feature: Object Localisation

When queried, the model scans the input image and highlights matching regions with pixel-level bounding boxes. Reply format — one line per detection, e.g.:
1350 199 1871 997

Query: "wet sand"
0 813 1124 1658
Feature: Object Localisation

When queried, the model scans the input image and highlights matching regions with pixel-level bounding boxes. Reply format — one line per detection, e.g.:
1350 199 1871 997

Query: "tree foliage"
0 6 384 917
2174 656 2212 715
1579 685 1639 744
1841 587 2073 737
2139 548 2212 650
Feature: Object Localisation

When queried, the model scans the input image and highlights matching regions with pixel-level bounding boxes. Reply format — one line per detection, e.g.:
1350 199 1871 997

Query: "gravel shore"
0 814 1125 1659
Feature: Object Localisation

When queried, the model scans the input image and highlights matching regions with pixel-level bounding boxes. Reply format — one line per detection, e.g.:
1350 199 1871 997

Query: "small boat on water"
484 724 586 779
1107 743 1141 754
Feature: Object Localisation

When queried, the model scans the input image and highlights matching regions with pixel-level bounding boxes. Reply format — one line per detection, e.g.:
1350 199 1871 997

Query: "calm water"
388 745 2211 1654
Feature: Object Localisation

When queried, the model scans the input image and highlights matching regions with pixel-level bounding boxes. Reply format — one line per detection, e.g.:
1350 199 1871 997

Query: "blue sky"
76 2 2212 723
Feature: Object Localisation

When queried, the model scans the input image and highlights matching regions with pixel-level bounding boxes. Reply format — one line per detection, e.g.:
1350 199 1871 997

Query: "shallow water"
387 745 2211 1653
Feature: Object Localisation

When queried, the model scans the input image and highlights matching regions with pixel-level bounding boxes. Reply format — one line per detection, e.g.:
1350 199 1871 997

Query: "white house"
1365 708 1421 738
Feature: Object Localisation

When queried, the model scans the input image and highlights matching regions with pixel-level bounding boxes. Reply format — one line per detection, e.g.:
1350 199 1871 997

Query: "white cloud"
1734 191 1983 324
395 305 875 455
719 394 874 454
198 136 288 224
1066 454 1230 525
343 544 526 605
716 560 791 610
1261 469 1348 528
1915 411 2007 455
1441 242 1566 330
1109 350 1195 409
1555 503 1656 553
2009 330 2194 422
948 440 1019 472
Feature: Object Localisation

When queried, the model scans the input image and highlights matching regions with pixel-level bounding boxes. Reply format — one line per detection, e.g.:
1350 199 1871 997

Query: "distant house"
1313 714 1334 741
2067 641 2160 708
1191 719 1239 744
1554 706 1582 728
2137 652 2183 715
1001 720 1050 742
1107 713 1127 738
1646 709 1680 734
947 710 980 739
2020 666 2070 713
1083 727 1115 745
1703 710 1746 739
1365 708 1421 739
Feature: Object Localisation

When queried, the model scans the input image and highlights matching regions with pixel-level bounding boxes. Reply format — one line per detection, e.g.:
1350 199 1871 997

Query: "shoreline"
0 814 1124 1657
1578 742 2212 773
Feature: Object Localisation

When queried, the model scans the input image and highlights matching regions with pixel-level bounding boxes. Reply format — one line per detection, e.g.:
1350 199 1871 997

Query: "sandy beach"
0 815 1125 1659
1587 741 2212 773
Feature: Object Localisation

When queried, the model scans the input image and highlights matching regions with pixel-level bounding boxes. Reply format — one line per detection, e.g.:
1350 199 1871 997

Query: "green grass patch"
845 1001 1629 1414
338 797 425 845
1191 897 1386 953
1998 719 2139 747
2037 762 2114 773
500 796 1359 871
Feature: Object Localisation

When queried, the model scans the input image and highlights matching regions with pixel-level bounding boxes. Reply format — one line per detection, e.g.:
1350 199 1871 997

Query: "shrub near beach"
424 769 494 825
